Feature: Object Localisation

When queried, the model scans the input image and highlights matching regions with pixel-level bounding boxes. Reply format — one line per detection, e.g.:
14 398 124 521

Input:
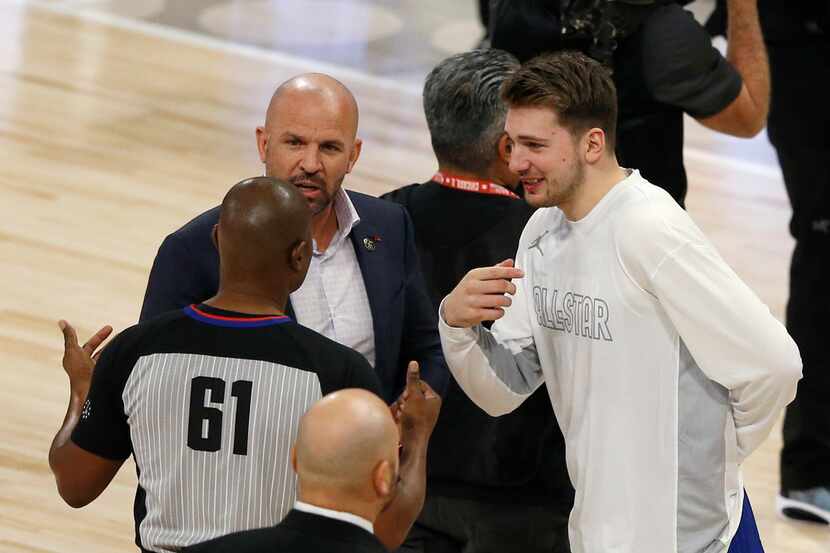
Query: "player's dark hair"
501 50 618 149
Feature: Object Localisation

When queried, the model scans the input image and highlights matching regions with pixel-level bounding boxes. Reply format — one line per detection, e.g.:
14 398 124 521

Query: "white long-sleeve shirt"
439 170 801 553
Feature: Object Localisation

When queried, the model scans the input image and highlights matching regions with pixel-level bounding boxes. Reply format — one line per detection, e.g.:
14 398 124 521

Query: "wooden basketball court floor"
0 1 826 552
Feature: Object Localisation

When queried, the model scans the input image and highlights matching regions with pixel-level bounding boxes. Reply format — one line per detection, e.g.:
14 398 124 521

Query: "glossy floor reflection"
39 0 483 85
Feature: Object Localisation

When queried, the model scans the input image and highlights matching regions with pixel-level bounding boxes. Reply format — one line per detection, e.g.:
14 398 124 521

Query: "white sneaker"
777 487 830 525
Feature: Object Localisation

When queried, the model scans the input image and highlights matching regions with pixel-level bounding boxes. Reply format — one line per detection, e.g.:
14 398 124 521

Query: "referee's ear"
211 224 219 251
290 239 311 274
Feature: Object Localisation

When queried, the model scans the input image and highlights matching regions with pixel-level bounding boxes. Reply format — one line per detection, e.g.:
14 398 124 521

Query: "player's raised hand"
442 259 523 328
398 361 441 441
58 320 112 396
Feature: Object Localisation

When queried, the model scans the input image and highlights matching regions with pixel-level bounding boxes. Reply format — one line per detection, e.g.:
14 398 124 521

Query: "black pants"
767 40 830 492
398 495 571 553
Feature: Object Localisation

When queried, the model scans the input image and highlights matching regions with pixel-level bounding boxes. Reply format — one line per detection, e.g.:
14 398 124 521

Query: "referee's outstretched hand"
442 259 523 328
58 320 113 398
396 361 441 442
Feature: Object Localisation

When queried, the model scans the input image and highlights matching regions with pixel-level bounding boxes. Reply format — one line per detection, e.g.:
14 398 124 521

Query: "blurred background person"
484 0 769 207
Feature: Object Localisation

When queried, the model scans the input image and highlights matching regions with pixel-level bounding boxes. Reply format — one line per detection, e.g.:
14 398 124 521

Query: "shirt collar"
567 168 638 229
334 187 361 237
293 500 374 535
312 188 361 256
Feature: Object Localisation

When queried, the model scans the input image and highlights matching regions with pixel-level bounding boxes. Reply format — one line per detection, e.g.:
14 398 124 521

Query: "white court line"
11 0 782 181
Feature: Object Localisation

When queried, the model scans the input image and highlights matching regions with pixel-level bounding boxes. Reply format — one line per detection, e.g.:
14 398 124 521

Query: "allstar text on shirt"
533 286 614 342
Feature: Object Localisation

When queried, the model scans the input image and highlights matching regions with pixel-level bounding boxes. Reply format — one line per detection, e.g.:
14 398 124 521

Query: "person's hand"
397 361 441 443
442 259 523 328
390 390 407 425
59 320 113 397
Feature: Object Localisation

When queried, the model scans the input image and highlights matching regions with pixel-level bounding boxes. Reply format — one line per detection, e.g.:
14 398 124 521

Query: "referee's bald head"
215 176 312 294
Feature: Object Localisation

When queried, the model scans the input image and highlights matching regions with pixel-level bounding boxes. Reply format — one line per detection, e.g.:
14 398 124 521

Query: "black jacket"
381 181 573 510
490 2 743 207
183 509 386 553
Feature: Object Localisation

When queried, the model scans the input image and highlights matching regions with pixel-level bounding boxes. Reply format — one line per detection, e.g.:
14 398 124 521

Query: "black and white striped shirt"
72 303 382 553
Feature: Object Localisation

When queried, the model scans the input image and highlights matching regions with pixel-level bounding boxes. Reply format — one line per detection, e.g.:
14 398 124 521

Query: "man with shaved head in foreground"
185 366 441 553
140 73 448 402
50 177 436 552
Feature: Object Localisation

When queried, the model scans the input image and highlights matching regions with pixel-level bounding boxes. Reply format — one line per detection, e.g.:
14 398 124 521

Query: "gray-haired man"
381 49 572 553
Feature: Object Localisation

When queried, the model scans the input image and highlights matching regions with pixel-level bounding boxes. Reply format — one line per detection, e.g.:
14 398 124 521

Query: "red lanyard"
432 171 519 199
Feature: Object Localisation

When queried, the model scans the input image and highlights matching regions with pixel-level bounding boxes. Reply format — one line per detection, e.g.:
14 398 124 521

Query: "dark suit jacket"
183 509 386 553
140 189 448 401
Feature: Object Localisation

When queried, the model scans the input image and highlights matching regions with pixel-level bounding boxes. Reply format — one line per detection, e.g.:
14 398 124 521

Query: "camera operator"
487 0 770 207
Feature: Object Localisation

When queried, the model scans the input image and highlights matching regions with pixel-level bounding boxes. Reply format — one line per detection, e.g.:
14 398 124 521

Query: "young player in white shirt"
439 51 802 553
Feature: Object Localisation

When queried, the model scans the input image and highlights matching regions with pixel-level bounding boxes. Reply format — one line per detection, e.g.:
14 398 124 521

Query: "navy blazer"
139 190 448 401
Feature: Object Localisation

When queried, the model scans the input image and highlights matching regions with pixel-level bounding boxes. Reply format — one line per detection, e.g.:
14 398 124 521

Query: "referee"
48 177 427 552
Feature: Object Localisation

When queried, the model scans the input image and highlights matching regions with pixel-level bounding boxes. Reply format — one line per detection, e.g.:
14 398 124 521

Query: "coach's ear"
345 137 362 174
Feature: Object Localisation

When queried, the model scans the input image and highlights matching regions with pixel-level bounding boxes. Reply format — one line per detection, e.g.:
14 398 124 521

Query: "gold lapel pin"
363 237 376 251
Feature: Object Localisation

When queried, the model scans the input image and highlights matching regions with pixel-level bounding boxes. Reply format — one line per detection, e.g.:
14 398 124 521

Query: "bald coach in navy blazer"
139 189 448 401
